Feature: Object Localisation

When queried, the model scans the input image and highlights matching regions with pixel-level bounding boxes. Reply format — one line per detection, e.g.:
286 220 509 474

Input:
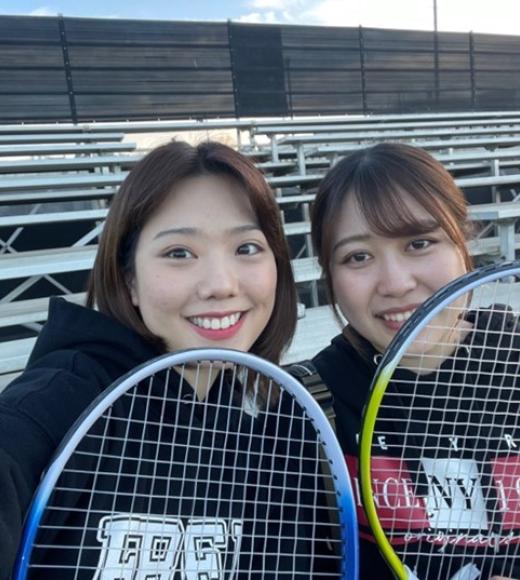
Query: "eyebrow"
332 233 371 254
153 224 261 241
332 220 441 254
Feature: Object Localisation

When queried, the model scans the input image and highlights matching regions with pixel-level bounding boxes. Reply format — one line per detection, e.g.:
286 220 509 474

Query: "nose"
196 255 239 300
376 255 417 298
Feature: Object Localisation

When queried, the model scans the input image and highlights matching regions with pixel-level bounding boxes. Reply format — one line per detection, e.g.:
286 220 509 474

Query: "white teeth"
190 313 241 330
382 310 415 323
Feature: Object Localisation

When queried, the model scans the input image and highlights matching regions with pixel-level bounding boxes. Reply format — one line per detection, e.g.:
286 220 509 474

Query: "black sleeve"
0 361 108 579
0 407 56 579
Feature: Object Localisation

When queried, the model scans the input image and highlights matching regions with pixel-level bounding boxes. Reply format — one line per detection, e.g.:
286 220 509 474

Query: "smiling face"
129 174 277 355
330 192 468 358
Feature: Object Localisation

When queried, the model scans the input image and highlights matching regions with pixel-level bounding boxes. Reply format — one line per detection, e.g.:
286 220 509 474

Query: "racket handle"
403 563 481 580
404 565 420 580
449 564 480 580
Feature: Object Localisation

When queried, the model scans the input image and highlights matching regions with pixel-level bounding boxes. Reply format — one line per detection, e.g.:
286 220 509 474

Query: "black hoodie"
1 298 334 578
0 297 161 577
313 306 520 580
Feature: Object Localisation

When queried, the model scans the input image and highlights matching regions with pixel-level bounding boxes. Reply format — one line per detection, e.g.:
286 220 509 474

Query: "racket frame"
359 260 520 580
14 347 359 579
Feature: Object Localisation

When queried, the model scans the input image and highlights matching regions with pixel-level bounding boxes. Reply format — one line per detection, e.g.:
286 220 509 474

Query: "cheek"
248 259 277 305
132 265 176 311
427 249 467 288
332 269 367 315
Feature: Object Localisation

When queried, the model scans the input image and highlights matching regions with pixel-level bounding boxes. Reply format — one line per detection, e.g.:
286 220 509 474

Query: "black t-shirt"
313 306 520 580
1 299 333 578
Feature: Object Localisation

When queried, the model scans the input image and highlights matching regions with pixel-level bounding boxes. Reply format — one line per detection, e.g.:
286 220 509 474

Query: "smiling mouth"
188 312 242 331
380 309 416 323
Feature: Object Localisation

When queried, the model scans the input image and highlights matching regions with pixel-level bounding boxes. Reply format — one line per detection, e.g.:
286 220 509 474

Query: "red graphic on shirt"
346 453 520 548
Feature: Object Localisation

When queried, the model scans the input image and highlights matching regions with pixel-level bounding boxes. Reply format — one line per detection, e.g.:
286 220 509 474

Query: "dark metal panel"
283 48 361 69
363 27 436 51
475 71 520 89
288 70 362 92
281 24 359 49
437 90 473 110
474 52 520 70
438 52 471 69
67 45 231 68
0 70 68 92
439 71 472 90
366 91 437 113
64 17 229 46
1 15 520 122
0 95 72 122
72 69 233 93
437 31 472 51
75 93 235 121
365 70 436 91
364 52 435 69
0 14 61 42
0 45 64 67
291 93 363 114
228 22 288 117
475 89 520 109
473 32 520 53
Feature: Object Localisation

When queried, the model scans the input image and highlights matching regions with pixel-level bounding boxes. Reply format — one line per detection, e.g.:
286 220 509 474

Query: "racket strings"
370 276 520 579
29 359 345 578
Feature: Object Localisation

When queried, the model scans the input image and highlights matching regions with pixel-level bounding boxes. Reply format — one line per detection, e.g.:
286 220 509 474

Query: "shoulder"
465 303 520 354
312 333 366 379
0 350 111 447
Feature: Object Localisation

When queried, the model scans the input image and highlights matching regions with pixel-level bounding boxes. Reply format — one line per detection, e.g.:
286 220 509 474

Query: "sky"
0 0 519 36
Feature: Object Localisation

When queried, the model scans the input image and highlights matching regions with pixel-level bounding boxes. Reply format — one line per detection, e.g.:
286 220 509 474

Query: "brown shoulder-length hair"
87 140 297 364
311 142 473 356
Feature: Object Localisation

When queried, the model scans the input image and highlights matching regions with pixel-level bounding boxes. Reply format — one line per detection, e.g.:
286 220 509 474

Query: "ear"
127 274 139 307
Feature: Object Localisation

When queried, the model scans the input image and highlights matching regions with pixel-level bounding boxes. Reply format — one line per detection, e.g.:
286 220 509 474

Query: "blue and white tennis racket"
14 348 358 579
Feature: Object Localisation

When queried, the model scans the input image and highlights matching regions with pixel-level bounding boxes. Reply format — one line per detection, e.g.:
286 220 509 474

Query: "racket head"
14 347 358 579
359 261 520 580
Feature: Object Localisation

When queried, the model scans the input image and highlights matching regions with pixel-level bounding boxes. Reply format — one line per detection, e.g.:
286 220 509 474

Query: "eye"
164 247 194 259
408 239 434 251
237 242 262 256
341 251 371 266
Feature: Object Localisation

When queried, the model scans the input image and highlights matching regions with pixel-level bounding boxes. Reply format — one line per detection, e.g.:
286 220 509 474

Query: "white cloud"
249 0 301 9
29 6 58 16
237 0 520 34
237 10 279 23
299 0 433 29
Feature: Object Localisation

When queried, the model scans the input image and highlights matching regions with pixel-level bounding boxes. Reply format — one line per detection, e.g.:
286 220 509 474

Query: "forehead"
334 189 434 237
144 174 256 231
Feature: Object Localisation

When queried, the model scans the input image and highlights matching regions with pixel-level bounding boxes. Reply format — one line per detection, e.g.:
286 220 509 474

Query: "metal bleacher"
1 112 520 391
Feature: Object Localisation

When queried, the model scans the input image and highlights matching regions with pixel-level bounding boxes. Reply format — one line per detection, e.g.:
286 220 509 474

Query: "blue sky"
0 0 519 35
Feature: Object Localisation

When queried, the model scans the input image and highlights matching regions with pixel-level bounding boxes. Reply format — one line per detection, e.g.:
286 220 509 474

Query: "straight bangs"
353 175 443 239
350 162 469 251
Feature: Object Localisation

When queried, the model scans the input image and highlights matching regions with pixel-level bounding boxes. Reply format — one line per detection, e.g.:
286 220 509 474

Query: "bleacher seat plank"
0 173 126 193
0 209 107 228
0 133 125 145
283 306 342 364
0 187 119 205
0 337 36 375
254 117 520 138
0 293 85 328
0 246 97 281
0 171 320 196
0 154 141 175
0 142 136 158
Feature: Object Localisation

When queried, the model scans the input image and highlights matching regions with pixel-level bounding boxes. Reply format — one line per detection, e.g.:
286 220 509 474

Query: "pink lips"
376 304 420 332
189 312 246 341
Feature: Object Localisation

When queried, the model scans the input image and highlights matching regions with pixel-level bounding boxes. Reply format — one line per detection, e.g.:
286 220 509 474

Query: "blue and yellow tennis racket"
360 261 520 580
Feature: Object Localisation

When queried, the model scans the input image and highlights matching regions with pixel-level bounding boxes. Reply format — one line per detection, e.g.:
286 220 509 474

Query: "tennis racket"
14 348 358 579
359 261 520 580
